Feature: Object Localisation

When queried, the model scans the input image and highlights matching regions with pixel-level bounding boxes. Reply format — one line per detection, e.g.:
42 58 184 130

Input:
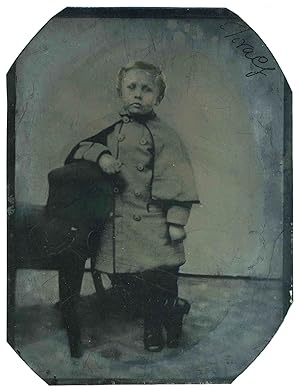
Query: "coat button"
113 187 119 194
140 138 147 145
134 190 141 197
133 214 141 221
118 134 126 142
136 163 144 171
123 115 130 123
115 161 123 171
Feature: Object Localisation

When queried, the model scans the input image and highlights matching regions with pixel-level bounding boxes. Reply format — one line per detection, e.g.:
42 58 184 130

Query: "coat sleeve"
65 141 111 165
150 119 200 204
64 128 113 166
166 203 192 226
65 114 121 165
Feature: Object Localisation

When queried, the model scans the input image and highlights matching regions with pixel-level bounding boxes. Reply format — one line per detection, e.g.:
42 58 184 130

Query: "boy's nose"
134 89 142 99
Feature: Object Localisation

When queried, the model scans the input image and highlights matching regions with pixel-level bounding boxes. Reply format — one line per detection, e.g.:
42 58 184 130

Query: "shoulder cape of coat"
65 112 200 205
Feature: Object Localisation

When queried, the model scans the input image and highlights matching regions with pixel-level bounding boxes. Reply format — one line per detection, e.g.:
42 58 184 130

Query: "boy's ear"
155 93 162 105
155 96 162 105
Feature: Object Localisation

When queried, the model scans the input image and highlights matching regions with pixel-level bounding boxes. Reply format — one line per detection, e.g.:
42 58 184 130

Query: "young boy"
65 61 199 351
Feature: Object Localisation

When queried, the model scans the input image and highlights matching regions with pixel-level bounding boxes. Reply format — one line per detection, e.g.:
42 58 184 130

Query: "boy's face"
120 69 160 115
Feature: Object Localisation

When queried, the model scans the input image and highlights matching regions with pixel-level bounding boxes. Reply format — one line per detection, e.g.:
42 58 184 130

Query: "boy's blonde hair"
116 61 166 104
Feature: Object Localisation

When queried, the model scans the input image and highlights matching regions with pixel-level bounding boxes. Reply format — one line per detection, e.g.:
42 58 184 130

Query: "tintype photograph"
7 7 292 384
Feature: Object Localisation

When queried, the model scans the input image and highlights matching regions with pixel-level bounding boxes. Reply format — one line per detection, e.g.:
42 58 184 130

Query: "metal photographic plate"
7 7 292 385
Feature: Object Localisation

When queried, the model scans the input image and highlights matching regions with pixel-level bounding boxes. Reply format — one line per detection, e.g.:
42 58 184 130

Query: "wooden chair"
8 203 105 358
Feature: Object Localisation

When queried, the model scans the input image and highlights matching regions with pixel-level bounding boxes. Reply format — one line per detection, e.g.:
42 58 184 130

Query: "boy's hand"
169 224 186 242
99 154 122 175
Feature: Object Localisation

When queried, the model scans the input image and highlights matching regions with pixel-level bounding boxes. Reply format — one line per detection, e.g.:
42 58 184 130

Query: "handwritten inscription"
220 22 275 77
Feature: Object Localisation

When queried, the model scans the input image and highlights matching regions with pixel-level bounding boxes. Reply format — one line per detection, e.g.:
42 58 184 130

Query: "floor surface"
13 271 285 384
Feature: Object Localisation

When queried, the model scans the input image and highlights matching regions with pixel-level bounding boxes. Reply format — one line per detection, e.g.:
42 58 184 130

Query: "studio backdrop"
15 12 287 278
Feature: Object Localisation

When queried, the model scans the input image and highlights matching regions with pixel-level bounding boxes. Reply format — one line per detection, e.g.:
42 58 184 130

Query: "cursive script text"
220 22 275 77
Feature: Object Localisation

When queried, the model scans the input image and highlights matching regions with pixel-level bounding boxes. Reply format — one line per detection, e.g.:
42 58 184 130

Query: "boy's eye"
127 83 136 90
143 86 153 93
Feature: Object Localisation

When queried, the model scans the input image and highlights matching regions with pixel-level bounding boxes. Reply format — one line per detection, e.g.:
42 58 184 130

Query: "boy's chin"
127 107 152 116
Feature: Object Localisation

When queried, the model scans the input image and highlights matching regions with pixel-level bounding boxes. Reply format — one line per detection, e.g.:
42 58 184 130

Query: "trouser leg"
154 268 190 348
108 273 144 316
143 268 178 319
141 267 179 351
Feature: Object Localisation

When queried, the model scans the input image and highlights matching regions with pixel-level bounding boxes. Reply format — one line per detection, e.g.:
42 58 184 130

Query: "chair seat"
14 203 95 269
14 204 64 269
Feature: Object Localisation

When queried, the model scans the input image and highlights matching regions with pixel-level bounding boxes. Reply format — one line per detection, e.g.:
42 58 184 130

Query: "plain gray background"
15 16 284 278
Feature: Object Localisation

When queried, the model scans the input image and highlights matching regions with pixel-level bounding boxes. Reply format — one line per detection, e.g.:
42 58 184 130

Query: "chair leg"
91 267 109 316
58 253 85 358
91 269 105 297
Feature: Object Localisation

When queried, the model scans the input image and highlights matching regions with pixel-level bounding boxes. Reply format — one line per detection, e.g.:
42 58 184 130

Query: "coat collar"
118 109 157 123
97 110 157 131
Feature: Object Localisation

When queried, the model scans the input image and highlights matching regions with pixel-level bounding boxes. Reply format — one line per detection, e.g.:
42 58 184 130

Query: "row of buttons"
113 187 142 197
117 134 148 146
109 211 142 221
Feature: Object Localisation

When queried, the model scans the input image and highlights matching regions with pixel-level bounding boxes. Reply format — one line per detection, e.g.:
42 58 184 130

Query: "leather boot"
143 318 164 352
143 297 165 352
164 297 191 348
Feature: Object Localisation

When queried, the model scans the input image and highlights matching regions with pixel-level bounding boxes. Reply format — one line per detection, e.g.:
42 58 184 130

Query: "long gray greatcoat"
65 111 199 274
